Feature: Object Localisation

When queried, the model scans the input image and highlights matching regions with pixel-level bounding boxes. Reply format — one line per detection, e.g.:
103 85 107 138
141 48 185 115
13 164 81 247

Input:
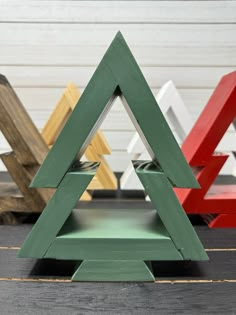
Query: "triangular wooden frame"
0 78 117 212
121 76 236 228
0 75 54 213
176 71 236 227
42 82 117 194
120 80 194 190
19 32 207 281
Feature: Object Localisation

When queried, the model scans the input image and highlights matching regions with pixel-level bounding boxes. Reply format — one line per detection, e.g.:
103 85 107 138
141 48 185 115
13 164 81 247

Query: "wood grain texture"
0 76 56 211
1 24 235 66
1 1 235 23
3 65 235 89
0 196 28 213
42 82 117 191
0 281 235 315
31 32 198 189
1 250 236 280
1 222 236 249
0 0 235 179
0 152 47 212
2 45 235 67
0 212 236 313
0 75 49 165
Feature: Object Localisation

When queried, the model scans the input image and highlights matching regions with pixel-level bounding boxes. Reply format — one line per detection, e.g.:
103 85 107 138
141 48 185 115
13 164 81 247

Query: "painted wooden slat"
121 80 236 190
121 81 195 190
1 1 235 23
11 87 212 111
127 80 194 155
0 150 235 175
134 161 207 261
0 24 235 52
2 45 235 67
41 82 117 191
18 162 99 258
119 153 236 190
0 0 235 180
31 32 198 189
18 33 208 281
177 71 236 227
1 65 235 89
72 260 155 282
1 23 235 45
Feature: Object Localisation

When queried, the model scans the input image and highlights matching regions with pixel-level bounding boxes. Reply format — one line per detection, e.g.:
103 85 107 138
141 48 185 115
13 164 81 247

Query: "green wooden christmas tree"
18 32 208 281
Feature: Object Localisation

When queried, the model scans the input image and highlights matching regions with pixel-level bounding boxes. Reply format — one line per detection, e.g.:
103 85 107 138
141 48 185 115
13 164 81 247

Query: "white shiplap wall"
0 1 235 173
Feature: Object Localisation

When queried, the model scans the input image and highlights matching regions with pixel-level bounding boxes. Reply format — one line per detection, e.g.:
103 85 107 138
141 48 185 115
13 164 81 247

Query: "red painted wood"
175 154 228 213
182 71 236 165
203 195 236 214
176 71 236 227
209 214 236 228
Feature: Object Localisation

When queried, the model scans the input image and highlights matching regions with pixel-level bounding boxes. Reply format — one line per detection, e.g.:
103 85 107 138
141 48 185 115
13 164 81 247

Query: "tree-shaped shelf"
18 32 208 281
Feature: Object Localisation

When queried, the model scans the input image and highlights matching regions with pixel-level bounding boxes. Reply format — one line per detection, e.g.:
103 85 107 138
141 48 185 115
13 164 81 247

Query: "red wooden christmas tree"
175 71 236 227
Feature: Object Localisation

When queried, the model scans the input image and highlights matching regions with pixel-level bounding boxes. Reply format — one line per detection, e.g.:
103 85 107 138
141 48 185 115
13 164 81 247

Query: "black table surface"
0 213 236 314
0 174 236 314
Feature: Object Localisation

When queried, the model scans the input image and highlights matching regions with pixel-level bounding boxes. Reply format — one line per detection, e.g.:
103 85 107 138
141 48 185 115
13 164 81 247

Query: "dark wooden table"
0 174 236 314
0 204 236 314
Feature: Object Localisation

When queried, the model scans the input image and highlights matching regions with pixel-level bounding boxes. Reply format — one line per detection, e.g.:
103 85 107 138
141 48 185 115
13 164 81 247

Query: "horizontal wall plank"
1 123 235 152
0 24 235 67
1 65 234 88
1 1 235 23
1 45 235 67
12 87 213 111
1 24 234 46
0 1 235 177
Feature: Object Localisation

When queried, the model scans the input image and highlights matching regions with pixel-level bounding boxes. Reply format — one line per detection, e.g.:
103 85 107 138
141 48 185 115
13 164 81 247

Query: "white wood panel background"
0 0 235 174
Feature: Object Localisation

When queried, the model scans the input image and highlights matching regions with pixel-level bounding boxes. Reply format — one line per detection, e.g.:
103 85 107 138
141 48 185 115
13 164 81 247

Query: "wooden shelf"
45 209 182 261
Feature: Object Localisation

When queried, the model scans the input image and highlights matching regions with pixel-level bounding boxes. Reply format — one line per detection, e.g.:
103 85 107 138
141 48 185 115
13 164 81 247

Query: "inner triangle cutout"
18 32 208 282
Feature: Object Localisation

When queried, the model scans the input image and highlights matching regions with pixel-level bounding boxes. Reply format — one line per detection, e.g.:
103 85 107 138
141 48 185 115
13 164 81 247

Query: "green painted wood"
43 209 183 261
45 238 182 261
18 32 207 281
134 161 208 261
72 260 155 282
18 162 99 258
31 31 198 189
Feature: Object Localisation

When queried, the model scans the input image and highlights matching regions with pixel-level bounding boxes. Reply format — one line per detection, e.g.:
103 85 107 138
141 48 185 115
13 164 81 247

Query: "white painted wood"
1 1 235 23
121 81 194 189
1 25 236 68
0 1 235 176
121 82 236 190
12 87 213 113
127 80 194 154
2 45 235 67
120 151 150 191
3 24 234 47
1 65 234 88
1 24 235 67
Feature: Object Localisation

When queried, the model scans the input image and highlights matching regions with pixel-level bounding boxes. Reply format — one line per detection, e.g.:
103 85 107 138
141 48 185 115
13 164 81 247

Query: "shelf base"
72 260 155 282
